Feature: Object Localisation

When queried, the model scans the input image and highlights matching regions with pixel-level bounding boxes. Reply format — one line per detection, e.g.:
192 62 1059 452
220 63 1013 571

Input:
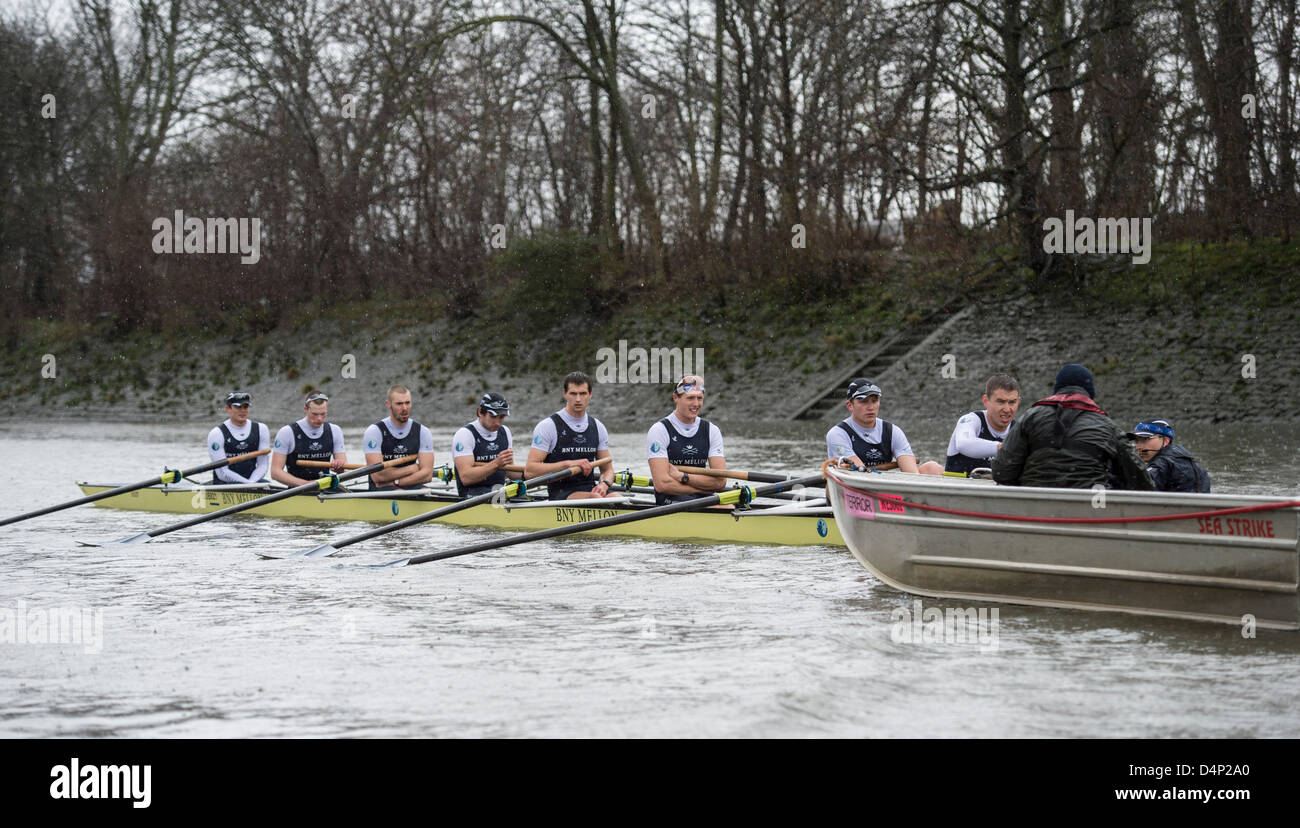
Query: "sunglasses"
305 392 329 403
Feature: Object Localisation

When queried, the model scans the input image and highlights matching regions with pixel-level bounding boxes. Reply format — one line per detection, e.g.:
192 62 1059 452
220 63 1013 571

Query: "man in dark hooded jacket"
992 363 1153 490
1128 418 1211 493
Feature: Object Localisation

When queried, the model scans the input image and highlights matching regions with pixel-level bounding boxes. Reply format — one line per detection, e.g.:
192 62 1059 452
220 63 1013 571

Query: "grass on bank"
3 236 1296 409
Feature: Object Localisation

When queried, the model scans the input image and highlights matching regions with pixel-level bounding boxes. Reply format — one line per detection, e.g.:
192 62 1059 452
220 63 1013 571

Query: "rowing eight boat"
75 482 844 547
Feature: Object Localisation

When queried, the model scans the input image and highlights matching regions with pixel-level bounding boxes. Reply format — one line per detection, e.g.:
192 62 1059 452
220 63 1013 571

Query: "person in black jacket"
1127 418 1211 493
992 363 1153 490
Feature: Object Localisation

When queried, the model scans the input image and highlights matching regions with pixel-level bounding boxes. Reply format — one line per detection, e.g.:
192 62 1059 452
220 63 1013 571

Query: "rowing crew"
209 360 1210 502
206 371 728 504
210 387 435 491
829 363 1211 493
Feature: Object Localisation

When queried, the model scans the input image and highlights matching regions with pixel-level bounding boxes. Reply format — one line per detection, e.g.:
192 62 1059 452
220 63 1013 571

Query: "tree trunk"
1045 0 1083 212
999 0 1048 276
1175 0 1255 236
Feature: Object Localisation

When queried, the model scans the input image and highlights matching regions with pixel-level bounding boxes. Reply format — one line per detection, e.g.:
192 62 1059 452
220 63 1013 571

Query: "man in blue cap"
992 363 1152 489
1128 418 1211 492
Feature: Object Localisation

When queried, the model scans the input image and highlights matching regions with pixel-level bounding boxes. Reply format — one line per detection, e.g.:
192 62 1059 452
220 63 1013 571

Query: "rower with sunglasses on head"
827 378 944 475
270 390 348 487
646 375 727 504
452 392 522 498
363 384 436 490
207 391 271 484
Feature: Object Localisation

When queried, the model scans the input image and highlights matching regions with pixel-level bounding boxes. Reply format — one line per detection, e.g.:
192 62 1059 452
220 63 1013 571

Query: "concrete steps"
790 305 974 421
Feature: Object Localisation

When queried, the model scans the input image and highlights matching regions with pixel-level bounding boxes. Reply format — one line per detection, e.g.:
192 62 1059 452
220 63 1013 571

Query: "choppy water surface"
1 419 1297 737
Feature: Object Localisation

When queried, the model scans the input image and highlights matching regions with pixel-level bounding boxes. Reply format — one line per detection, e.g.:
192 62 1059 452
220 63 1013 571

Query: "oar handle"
299 460 366 470
298 456 417 471
557 456 612 468
225 447 273 466
677 466 831 484
525 456 611 478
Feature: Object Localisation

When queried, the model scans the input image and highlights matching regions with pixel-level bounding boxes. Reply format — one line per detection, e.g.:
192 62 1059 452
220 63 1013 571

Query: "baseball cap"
847 378 882 400
479 392 510 415
1129 418 1174 440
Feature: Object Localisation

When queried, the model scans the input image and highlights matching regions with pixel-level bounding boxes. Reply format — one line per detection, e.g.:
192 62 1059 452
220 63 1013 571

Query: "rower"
524 371 615 500
207 391 271 484
452 392 522 498
992 363 1153 490
944 373 1020 475
1127 418 1211 493
826 378 943 474
363 385 436 491
646 375 727 505
271 390 348 486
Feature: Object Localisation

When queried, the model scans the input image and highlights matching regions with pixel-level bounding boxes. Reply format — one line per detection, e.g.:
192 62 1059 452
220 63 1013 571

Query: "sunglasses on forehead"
305 392 329 404
675 377 705 394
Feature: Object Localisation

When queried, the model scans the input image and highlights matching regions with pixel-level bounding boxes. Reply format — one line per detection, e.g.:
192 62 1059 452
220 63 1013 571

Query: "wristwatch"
680 472 689 484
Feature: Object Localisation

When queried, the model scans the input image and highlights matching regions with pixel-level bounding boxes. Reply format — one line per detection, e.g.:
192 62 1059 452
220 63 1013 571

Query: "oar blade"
259 542 342 559
81 533 153 547
301 543 342 559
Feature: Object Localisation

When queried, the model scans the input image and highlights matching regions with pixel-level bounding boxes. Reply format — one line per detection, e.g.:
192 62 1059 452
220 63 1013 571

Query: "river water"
1 418 1297 737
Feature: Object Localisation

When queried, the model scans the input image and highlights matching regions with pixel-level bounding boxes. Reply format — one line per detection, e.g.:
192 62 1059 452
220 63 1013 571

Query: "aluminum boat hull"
825 469 1299 630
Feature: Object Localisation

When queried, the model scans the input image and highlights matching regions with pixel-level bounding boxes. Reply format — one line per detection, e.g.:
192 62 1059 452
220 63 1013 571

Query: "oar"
370 473 825 568
297 460 367 471
0 448 272 528
612 472 813 502
299 460 457 482
304 460 526 477
684 465 894 482
87 456 416 545
276 457 614 559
